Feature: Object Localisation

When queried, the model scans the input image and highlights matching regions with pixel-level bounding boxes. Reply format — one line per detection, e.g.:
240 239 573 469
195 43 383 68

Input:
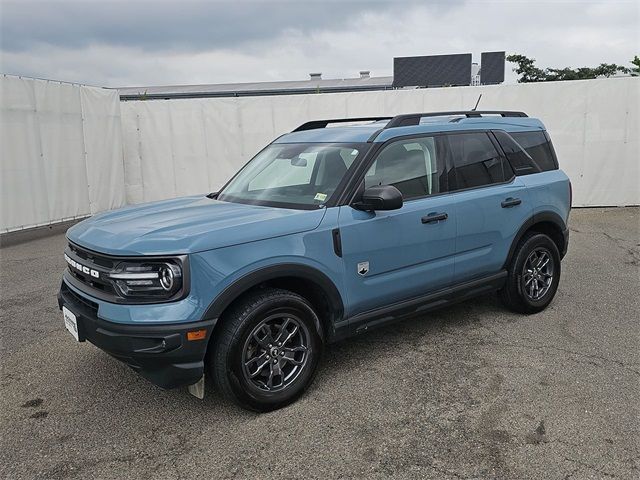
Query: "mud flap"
187 375 205 399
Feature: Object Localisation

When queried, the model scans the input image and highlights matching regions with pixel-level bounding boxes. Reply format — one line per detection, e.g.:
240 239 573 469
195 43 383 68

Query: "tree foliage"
506 54 637 83
631 55 640 76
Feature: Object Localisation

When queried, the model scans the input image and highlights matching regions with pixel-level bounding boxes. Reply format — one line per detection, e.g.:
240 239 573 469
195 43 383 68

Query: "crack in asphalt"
562 455 618 478
570 226 640 265
38 431 193 480
453 338 640 378
476 319 640 377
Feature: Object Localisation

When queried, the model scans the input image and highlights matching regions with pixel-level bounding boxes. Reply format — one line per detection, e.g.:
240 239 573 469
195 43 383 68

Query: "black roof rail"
383 110 528 129
292 117 393 132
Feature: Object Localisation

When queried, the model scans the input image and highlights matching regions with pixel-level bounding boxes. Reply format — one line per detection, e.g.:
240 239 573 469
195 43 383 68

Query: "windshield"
217 143 367 209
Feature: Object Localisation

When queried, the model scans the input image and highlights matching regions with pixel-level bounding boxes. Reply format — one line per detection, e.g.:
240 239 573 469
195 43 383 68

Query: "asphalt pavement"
1 207 638 479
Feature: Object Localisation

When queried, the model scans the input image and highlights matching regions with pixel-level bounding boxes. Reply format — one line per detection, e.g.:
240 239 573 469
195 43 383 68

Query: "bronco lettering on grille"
64 253 99 278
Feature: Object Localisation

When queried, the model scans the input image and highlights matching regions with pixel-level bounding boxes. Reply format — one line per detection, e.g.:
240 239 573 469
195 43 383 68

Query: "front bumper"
58 280 215 389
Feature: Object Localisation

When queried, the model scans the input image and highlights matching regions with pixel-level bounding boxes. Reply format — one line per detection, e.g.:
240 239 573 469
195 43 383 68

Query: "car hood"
67 195 326 255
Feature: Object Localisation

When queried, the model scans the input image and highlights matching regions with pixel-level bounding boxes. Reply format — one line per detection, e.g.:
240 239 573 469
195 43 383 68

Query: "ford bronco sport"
58 111 571 411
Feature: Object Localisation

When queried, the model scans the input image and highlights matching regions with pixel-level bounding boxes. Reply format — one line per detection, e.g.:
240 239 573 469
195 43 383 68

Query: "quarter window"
448 132 513 190
510 131 558 172
493 130 541 175
364 137 445 200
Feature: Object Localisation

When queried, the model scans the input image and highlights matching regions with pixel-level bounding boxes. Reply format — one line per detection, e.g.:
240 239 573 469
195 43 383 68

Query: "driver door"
337 136 457 317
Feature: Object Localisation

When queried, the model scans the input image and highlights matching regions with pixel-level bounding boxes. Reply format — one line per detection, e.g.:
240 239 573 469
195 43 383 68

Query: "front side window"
218 143 366 208
364 136 445 200
448 132 513 190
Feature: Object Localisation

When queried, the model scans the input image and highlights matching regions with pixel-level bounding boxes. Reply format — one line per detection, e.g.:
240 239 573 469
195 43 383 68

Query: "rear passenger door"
447 132 533 283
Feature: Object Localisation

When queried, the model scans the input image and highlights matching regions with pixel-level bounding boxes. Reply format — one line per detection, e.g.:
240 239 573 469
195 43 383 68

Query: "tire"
207 287 323 412
499 232 561 314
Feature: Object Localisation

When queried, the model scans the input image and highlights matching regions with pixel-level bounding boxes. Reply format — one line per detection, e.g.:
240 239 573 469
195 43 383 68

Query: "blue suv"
58 111 571 411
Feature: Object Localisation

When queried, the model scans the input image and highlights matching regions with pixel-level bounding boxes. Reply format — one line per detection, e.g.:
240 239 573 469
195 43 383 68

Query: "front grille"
65 243 117 296
68 243 115 269
68 269 116 294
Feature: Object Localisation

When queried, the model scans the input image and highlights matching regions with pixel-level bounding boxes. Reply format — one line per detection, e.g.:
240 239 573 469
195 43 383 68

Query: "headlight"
109 260 183 299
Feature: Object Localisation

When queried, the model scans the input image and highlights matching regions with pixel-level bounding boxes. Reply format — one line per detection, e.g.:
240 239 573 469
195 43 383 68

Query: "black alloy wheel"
242 314 310 392
521 247 555 301
499 232 561 314
208 288 322 411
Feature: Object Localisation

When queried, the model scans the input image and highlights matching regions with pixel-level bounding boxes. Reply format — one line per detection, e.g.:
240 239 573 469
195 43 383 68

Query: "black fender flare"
503 211 568 269
202 263 344 323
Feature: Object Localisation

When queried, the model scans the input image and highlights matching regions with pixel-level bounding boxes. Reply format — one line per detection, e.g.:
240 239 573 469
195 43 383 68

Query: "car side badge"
357 261 369 276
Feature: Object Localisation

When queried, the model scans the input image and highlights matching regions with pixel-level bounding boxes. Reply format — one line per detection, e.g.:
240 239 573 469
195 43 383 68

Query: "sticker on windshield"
314 193 327 202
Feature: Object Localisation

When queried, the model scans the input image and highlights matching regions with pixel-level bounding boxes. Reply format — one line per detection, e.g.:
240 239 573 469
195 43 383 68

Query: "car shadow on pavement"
308 293 505 394
63 293 505 417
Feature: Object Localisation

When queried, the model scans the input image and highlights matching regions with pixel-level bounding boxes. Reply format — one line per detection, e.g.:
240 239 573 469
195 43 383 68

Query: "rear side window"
448 132 514 190
509 131 558 172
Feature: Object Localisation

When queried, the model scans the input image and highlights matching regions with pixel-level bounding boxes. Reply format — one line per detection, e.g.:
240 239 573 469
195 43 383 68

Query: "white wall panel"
201 98 244 196
271 94 310 133
120 77 639 207
0 76 125 232
80 86 126 214
137 101 175 203
0 76 48 231
119 101 144 205
34 80 89 224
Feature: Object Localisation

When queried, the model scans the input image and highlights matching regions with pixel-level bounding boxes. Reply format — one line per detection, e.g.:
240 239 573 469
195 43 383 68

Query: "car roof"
274 114 546 145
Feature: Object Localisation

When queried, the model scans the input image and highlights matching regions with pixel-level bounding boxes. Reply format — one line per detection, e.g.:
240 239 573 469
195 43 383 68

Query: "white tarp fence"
120 77 639 208
1 76 638 234
1 75 125 232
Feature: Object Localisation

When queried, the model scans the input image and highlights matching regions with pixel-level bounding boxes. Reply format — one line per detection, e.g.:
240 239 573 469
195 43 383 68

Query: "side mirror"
353 185 403 211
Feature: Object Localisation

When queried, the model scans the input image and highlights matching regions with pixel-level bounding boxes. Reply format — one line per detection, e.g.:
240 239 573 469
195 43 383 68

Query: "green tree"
630 55 640 76
506 54 633 83
505 54 546 82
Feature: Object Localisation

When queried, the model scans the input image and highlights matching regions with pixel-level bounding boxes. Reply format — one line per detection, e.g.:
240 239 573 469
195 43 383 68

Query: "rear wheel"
208 288 322 411
500 232 561 314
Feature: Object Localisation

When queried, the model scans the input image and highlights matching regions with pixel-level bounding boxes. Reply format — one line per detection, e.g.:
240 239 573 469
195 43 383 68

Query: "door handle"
421 212 448 224
501 197 522 208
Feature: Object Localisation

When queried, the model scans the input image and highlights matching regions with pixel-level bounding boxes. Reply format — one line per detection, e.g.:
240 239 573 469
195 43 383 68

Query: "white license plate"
62 306 79 341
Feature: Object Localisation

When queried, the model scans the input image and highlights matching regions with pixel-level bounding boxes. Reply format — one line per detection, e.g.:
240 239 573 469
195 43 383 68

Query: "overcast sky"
1 0 638 87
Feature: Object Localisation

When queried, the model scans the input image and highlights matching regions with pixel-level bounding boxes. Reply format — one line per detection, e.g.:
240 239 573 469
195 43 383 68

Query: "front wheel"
499 232 561 314
208 288 323 412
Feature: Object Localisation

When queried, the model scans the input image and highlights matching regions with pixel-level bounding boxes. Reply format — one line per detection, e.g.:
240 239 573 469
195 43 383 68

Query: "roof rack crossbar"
383 110 528 129
292 117 393 132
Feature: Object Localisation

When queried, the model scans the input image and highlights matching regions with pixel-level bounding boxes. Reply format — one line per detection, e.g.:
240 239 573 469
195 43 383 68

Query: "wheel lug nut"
273 359 278 364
